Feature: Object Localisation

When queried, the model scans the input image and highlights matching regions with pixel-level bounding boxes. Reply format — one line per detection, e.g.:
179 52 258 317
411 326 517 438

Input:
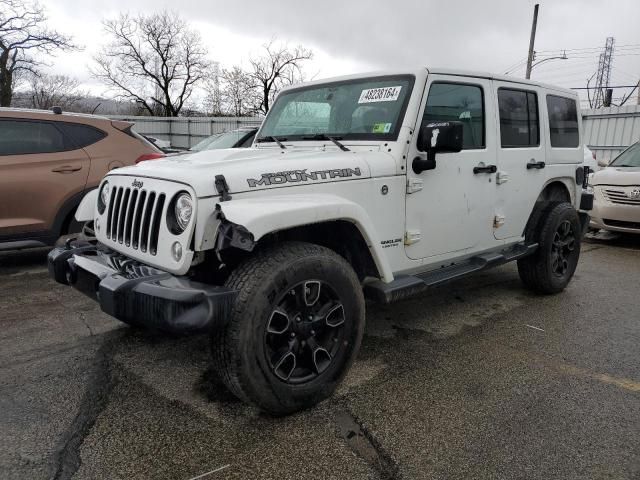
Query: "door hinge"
493 214 506 228
496 170 510 185
407 177 423 193
405 230 421 245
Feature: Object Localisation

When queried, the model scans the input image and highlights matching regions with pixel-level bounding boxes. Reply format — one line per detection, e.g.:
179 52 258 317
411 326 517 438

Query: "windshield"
191 130 252 151
610 142 640 167
258 75 415 141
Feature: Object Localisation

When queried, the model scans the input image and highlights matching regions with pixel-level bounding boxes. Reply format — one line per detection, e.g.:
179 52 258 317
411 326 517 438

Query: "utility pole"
525 4 539 79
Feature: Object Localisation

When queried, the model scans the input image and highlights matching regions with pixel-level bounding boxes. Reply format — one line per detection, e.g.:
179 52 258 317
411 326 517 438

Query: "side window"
57 123 107 149
422 83 485 149
498 89 539 148
0 120 67 155
546 95 579 148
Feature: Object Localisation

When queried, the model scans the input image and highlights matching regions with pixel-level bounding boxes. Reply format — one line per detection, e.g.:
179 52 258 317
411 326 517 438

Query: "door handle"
52 165 82 173
527 160 546 170
473 164 497 174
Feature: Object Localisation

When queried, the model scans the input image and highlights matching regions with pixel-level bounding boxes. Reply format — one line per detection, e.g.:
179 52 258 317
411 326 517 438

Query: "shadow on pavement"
585 230 640 250
0 247 50 269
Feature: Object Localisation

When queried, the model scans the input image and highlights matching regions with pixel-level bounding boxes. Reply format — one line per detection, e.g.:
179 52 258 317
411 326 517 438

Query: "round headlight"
98 181 109 214
174 193 193 231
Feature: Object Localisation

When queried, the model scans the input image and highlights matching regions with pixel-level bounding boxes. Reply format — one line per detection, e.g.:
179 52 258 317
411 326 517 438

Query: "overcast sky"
41 0 640 107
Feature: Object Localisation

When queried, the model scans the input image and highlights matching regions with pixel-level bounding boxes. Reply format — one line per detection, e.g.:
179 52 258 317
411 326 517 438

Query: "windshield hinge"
215 174 232 201
406 177 423 193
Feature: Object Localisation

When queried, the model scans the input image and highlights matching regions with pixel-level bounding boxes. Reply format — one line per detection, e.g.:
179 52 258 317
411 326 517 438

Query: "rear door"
492 84 546 240
0 119 90 236
404 75 499 260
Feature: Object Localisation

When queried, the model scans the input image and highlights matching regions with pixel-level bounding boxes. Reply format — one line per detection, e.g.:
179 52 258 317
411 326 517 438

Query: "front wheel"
518 202 582 294
211 242 365 415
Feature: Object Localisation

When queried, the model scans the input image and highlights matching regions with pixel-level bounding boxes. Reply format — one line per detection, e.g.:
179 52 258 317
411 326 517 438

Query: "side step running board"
364 243 538 304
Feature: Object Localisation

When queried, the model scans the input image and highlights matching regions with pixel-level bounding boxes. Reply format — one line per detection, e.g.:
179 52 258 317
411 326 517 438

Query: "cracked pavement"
1 236 639 480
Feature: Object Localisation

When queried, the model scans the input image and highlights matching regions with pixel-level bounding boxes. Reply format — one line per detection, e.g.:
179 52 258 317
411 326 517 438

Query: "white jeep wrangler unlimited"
49 68 593 415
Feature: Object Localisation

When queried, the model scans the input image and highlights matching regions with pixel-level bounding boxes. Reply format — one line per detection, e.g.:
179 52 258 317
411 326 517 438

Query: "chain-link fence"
109 116 263 149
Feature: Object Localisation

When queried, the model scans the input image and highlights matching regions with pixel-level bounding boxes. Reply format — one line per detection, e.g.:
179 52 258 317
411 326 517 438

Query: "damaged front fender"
200 194 394 282
214 206 255 252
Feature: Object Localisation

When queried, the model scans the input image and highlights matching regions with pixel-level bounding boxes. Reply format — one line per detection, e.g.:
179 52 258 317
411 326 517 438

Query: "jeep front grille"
601 188 640 206
106 187 166 255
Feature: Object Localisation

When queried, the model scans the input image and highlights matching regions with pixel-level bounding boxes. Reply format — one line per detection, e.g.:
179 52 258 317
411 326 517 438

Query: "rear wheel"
211 242 365 415
518 202 581 294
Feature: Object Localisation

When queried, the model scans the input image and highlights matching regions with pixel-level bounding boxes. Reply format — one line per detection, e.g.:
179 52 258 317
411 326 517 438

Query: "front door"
405 75 498 260
0 119 90 237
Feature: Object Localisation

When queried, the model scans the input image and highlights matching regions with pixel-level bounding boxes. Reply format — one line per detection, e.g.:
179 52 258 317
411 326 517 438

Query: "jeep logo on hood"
247 168 361 188
131 179 144 189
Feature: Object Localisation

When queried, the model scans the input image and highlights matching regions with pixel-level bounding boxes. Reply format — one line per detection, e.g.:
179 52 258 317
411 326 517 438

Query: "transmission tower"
593 37 615 108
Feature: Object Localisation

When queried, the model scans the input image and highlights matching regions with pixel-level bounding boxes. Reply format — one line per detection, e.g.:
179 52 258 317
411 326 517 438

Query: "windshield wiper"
256 135 287 149
301 134 350 152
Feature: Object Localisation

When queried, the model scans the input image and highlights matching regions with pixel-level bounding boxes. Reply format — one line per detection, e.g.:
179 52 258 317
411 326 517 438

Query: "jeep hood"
592 166 640 186
106 147 386 197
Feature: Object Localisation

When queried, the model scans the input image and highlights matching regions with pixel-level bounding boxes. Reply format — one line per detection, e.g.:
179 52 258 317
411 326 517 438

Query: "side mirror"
597 157 609 168
413 121 464 174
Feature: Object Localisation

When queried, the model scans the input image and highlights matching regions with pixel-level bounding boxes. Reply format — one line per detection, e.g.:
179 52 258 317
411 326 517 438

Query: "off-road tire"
518 202 581 294
211 241 365 415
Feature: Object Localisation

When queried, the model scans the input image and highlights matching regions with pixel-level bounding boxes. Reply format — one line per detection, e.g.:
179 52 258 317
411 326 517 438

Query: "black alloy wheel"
211 241 365 415
551 220 576 277
265 280 346 384
517 202 582 294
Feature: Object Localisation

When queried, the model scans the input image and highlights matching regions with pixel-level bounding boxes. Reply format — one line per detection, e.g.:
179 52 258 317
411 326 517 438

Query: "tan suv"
0 108 164 250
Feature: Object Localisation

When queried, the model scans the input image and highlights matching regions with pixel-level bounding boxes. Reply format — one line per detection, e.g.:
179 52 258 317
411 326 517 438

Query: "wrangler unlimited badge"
247 168 362 188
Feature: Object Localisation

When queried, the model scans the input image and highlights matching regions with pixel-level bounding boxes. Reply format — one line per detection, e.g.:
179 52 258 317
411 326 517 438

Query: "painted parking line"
559 364 640 393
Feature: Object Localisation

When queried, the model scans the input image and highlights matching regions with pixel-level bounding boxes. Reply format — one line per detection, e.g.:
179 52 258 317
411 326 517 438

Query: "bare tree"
202 62 224 116
28 73 84 110
93 11 210 117
0 0 75 106
247 40 313 114
217 66 260 116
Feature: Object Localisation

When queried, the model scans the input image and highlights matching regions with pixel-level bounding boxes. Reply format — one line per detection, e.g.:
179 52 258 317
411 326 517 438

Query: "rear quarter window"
546 95 579 148
56 122 107 149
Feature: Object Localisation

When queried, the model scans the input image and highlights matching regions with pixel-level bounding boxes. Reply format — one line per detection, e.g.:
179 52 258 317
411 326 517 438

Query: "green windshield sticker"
372 123 392 134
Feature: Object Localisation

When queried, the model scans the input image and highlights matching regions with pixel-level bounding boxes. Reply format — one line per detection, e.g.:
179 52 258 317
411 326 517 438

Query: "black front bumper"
48 242 236 334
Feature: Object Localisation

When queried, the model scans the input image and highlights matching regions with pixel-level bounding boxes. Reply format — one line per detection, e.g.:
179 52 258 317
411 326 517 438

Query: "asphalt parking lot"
1 235 639 480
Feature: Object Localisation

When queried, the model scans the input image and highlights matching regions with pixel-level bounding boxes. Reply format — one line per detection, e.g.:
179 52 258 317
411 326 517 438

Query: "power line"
536 43 640 54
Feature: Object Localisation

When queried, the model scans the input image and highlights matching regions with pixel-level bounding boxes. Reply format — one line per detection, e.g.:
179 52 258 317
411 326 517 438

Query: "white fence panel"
582 105 640 162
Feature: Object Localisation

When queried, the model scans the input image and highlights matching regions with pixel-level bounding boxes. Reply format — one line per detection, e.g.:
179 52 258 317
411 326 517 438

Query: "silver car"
590 141 640 234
